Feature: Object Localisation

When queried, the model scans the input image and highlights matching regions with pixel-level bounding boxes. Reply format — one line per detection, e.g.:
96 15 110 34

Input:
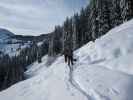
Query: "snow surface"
1 19 133 100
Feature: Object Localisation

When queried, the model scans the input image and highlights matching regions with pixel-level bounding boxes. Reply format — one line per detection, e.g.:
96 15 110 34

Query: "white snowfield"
1 19 133 100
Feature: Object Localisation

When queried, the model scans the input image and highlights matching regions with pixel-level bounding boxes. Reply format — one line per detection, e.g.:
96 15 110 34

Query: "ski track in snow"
68 61 108 100
68 62 109 100
68 56 133 100
68 65 92 100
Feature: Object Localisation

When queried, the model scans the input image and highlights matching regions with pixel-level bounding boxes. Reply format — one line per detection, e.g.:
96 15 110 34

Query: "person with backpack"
63 47 74 66
63 48 69 63
67 48 74 66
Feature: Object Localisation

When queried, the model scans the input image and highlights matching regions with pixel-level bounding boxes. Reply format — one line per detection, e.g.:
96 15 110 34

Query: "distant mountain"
0 28 15 43
13 33 52 42
0 28 51 56
0 28 14 37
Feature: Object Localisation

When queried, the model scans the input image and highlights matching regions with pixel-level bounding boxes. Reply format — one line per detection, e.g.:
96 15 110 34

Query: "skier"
63 47 74 66
63 48 69 63
68 48 74 66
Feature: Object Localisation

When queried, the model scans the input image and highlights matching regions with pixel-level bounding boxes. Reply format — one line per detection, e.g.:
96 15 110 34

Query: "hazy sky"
0 0 89 36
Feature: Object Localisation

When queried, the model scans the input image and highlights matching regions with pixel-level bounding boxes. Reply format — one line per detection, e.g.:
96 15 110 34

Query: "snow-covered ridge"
0 28 50 56
0 28 22 56
0 28 14 36
1 19 133 100
0 28 14 43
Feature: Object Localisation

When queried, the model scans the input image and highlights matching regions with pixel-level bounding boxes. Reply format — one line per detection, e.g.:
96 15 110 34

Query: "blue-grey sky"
0 0 89 36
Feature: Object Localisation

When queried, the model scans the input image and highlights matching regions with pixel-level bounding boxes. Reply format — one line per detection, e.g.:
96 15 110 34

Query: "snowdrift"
1 19 133 100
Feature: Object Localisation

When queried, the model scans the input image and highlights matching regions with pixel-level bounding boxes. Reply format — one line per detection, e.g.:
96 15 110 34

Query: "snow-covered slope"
0 28 14 43
0 28 30 56
0 28 50 56
1 19 133 100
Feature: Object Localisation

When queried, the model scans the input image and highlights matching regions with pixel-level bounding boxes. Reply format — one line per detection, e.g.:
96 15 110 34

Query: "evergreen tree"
111 0 122 27
120 0 133 21
72 13 80 49
94 0 111 38
63 17 73 51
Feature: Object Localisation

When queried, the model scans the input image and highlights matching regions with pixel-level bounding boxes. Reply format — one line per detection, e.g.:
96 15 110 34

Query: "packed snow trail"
68 65 91 100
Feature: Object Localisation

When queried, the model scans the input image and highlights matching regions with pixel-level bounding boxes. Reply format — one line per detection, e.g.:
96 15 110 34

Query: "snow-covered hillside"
0 28 31 56
1 19 133 100
0 28 14 43
0 28 50 57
